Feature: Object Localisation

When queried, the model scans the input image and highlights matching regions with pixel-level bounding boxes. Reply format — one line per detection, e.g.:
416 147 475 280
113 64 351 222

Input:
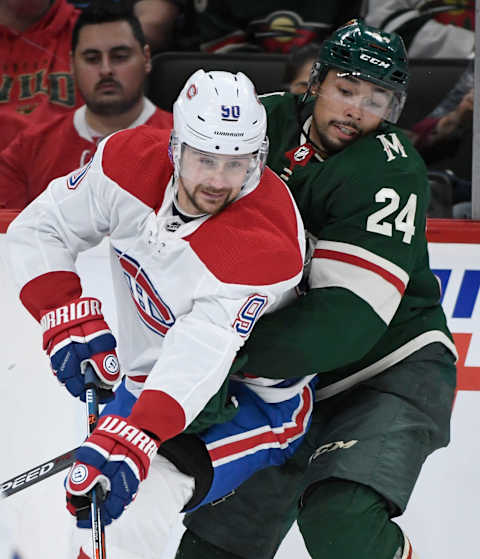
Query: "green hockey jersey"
242 92 456 395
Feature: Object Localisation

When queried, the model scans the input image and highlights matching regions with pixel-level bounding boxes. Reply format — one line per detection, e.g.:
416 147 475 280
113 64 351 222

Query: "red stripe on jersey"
129 389 186 443
208 384 312 462
186 167 303 285
313 248 406 295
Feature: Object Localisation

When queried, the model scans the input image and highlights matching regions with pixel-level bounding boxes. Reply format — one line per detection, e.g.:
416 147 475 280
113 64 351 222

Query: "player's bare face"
177 146 253 215
72 21 151 116
310 69 392 157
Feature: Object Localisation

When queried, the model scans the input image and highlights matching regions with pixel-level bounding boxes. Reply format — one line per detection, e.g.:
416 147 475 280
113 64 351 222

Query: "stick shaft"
1 447 79 498
84 367 107 559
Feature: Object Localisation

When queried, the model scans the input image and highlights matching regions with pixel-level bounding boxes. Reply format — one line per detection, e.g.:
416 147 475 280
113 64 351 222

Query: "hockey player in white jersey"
6 69 316 558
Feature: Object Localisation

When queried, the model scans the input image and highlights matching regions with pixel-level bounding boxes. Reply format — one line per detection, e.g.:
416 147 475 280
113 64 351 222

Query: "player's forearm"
6 201 81 307
242 288 387 379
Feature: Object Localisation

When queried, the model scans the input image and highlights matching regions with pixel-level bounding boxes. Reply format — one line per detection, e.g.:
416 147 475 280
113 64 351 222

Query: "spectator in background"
0 0 81 120
411 59 473 163
133 0 180 52
170 1 363 53
69 0 181 52
410 59 473 217
365 0 474 58
0 4 172 210
1 112 28 152
283 42 320 95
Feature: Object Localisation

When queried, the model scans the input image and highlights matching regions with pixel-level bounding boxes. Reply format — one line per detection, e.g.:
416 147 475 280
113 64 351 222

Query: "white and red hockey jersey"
6 126 306 443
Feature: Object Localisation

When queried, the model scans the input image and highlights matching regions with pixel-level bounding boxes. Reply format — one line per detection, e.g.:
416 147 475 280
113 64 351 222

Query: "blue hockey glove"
65 414 159 527
40 297 120 402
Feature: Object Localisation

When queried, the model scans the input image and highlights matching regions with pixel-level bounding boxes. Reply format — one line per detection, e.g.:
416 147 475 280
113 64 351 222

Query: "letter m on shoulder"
376 133 407 162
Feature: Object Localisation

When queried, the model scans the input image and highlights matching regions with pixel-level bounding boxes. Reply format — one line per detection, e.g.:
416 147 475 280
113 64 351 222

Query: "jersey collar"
73 97 157 143
300 115 324 162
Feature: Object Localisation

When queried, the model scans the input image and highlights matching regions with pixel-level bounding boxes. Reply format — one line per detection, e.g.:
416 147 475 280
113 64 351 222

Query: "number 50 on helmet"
170 69 269 192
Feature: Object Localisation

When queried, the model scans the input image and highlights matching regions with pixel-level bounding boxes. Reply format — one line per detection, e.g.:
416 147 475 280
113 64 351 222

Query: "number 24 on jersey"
366 187 417 244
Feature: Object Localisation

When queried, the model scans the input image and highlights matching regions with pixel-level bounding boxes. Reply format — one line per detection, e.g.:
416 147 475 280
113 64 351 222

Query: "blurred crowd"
0 0 476 218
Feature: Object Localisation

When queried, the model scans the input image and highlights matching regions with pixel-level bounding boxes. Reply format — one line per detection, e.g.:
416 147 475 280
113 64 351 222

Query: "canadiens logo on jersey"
115 249 175 336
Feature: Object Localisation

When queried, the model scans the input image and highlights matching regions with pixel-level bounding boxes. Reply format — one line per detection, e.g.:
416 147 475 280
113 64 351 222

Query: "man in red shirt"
0 3 172 209
1 111 29 151
0 0 81 119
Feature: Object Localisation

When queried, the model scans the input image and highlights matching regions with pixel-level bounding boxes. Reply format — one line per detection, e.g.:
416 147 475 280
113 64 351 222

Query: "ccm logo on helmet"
359 53 390 69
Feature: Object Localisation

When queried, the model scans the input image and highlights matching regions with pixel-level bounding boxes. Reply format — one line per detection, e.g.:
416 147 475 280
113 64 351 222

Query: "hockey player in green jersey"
175 19 457 559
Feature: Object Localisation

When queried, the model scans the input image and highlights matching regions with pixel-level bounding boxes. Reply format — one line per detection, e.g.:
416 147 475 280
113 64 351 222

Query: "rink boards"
1 211 479 559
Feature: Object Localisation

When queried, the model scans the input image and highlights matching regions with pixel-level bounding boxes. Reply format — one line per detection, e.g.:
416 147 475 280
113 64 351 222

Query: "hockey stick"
1 446 79 498
1 372 112 504
2 368 108 554
84 364 107 559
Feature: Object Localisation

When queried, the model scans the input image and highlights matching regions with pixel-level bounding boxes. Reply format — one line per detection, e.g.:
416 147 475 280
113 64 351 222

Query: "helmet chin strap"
296 75 327 156
301 119 324 156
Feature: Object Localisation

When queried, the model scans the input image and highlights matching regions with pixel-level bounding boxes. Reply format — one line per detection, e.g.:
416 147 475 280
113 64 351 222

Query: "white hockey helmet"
171 69 269 191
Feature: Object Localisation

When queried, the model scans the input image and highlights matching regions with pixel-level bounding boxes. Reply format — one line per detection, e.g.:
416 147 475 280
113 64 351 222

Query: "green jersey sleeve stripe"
314 240 409 286
309 241 410 325
313 249 406 295
310 256 403 325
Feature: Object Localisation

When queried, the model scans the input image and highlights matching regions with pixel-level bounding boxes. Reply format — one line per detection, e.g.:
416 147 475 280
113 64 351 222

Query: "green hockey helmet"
308 19 409 123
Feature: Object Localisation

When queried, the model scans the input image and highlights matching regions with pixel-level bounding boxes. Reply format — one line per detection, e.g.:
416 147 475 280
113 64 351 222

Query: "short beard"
317 129 345 156
311 119 359 157
186 185 234 216
86 87 144 117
